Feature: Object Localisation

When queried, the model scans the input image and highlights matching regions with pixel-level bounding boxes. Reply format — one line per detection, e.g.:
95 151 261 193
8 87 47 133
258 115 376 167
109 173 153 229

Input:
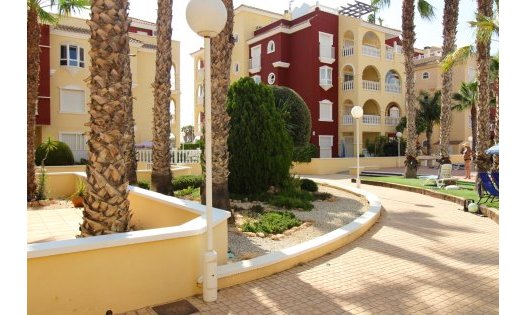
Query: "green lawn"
361 176 499 209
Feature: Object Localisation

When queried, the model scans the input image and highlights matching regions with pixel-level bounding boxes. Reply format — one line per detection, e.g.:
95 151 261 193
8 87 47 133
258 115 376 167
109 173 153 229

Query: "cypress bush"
270 85 311 146
227 77 293 194
35 140 74 166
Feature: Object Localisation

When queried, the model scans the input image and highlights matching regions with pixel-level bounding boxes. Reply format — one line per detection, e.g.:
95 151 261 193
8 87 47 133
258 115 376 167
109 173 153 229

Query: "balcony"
342 46 354 57
362 45 380 58
342 115 354 125
362 115 381 125
385 83 401 93
197 95 204 105
319 44 335 64
342 80 354 91
362 80 380 91
249 58 261 74
386 47 394 60
385 116 401 126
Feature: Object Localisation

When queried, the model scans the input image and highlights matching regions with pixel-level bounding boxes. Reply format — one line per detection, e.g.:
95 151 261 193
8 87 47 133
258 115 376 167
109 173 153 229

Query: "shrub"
35 140 74 166
172 175 203 191
137 180 150 190
227 77 293 194
300 178 318 192
313 192 332 201
242 211 301 234
268 195 314 211
175 186 196 197
180 140 203 150
292 143 317 163
270 85 311 147
365 135 407 157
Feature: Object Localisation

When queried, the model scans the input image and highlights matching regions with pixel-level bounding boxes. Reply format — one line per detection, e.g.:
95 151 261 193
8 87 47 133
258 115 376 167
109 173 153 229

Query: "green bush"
313 192 332 201
227 77 293 194
172 175 203 191
365 135 407 157
292 143 317 163
300 178 318 192
242 211 301 234
35 140 74 166
268 194 314 211
137 180 150 190
180 140 203 150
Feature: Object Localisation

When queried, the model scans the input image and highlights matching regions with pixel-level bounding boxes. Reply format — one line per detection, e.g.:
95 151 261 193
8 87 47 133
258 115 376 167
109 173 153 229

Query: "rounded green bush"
300 178 318 192
35 140 74 166
172 175 203 191
242 211 301 234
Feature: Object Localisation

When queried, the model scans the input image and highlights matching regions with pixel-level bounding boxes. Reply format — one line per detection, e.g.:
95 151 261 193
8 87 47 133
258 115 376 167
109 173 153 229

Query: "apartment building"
36 15 180 162
192 3 406 158
413 46 478 154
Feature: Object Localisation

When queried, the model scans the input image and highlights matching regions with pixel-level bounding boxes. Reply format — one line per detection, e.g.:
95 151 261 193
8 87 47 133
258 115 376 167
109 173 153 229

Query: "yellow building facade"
37 15 180 162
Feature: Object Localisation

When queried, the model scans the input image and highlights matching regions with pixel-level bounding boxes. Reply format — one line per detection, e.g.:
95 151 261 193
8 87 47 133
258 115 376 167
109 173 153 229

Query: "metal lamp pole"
351 106 364 188
396 131 402 168
186 0 227 303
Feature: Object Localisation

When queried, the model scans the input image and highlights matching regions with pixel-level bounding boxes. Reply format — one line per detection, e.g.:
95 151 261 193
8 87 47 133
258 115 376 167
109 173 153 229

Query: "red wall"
37 24 50 125
129 26 153 36
250 8 339 157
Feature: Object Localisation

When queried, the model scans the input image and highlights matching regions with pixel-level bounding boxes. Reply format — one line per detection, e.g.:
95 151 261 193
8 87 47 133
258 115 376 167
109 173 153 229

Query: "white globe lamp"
186 0 227 38
351 106 364 188
468 202 479 213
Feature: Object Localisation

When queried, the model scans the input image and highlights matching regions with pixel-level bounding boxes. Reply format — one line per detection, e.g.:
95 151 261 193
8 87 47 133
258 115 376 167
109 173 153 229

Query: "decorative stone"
257 232 265 238
270 235 280 240
284 230 293 236
244 232 256 237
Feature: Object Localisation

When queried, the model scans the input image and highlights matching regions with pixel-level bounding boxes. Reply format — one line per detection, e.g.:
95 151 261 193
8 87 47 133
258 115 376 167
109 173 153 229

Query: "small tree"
227 77 293 194
36 137 59 200
181 125 195 143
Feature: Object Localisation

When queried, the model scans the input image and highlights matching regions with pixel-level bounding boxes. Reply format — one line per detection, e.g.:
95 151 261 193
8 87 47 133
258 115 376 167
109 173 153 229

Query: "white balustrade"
386 47 394 60
362 45 380 57
395 46 403 54
136 149 202 164
319 44 335 59
385 83 401 93
385 116 401 126
362 80 380 91
342 46 354 57
342 80 354 91
342 115 354 125
362 115 381 125
249 58 261 71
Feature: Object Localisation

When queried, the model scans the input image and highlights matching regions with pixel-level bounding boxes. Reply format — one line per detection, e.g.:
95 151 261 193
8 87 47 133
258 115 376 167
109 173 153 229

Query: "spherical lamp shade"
467 202 479 213
396 131 402 138
468 136 473 142
186 0 227 38
351 106 364 119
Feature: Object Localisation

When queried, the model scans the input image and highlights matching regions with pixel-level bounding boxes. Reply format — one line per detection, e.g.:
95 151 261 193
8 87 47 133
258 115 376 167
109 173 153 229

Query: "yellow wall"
40 15 181 157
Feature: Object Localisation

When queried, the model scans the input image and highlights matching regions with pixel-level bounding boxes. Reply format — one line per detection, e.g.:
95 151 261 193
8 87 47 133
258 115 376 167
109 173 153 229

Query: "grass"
174 186 200 201
242 211 302 234
360 175 499 209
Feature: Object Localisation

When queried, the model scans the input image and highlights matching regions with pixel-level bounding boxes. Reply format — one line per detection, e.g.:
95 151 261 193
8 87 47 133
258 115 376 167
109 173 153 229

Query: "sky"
121 0 489 129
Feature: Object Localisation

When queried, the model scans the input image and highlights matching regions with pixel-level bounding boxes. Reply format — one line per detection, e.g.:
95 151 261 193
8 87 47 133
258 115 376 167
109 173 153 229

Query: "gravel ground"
27 199 75 210
228 184 367 262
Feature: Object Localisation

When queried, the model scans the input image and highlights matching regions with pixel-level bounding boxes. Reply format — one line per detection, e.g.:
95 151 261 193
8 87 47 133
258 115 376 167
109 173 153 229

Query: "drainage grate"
152 300 199 315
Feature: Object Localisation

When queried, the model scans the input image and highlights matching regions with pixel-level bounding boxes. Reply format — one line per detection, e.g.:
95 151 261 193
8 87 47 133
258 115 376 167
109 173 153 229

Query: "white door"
319 135 333 158
250 45 261 69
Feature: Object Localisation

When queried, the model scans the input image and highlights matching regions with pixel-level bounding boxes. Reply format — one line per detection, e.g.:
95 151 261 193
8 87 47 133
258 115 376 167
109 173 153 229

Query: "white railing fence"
386 46 394 60
342 115 354 125
319 44 336 59
385 83 401 93
385 116 401 126
342 46 354 57
362 115 381 125
249 58 261 70
362 45 380 58
362 80 380 91
342 80 354 91
136 149 202 165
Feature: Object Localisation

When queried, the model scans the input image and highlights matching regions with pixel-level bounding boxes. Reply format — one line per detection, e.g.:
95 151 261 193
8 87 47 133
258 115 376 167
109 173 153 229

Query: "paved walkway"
182 175 498 314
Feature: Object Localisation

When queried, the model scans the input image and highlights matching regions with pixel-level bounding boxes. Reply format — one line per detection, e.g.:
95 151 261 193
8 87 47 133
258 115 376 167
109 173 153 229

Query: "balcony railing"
386 47 394 60
362 80 380 91
362 45 380 58
342 46 354 57
342 80 354 91
342 115 354 125
385 116 401 126
137 149 202 165
249 58 261 72
362 115 381 125
319 44 335 60
385 83 401 93
395 46 403 54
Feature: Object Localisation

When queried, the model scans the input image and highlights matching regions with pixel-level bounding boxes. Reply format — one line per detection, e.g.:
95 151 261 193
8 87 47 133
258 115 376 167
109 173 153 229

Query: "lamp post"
186 0 227 303
396 131 402 168
468 136 473 149
351 106 363 188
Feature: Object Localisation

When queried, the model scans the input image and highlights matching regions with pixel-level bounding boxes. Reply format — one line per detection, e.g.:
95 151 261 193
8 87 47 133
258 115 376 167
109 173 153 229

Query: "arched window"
389 106 400 118
267 40 275 53
422 72 430 79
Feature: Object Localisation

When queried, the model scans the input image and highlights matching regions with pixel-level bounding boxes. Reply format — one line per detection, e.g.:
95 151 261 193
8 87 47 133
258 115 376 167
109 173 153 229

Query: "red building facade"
37 24 51 126
248 8 339 157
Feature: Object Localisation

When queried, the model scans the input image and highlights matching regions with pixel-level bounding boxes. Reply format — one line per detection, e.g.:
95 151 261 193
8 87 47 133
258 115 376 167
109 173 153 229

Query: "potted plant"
71 179 86 208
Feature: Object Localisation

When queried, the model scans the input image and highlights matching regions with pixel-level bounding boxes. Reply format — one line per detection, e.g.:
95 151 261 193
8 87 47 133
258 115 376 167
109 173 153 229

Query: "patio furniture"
421 164 458 188
477 172 499 204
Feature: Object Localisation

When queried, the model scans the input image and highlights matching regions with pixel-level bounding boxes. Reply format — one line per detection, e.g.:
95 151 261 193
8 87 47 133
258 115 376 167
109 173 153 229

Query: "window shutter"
61 89 85 113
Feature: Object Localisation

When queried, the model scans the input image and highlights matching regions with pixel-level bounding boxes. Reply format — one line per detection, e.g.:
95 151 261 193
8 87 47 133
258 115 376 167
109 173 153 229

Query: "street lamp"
351 106 363 188
396 131 402 168
468 136 473 149
186 0 227 303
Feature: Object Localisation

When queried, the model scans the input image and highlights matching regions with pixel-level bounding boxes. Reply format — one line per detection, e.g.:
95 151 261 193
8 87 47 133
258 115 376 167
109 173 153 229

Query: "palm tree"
80 0 132 236
373 0 435 178
452 82 478 152
474 0 494 172
438 0 460 164
490 54 499 171
207 0 234 210
27 0 89 201
123 11 137 185
418 91 441 156
151 0 173 195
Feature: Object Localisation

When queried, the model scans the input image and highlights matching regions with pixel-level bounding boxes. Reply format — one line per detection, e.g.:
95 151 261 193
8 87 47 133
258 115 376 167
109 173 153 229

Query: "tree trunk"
470 105 477 153
123 10 137 185
475 0 494 172
80 0 132 237
207 0 234 210
151 0 173 195
27 8 39 201
491 77 499 171
439 0 460 161
426 130 432 157
402 0 418 178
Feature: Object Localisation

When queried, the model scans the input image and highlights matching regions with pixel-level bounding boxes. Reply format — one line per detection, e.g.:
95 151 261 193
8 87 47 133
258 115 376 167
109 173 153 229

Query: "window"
233 62 239 73
319 66 333 89
197 84 204 97
250 45 262 72
60 87 85 113
389 107 400 117
252 75 261 84
60 44 84 68
422 72 429 80
468 67 476 82
319 100 333 121
267 40 275 53
318 32 335 63
319 135 333 158
268 73 276 85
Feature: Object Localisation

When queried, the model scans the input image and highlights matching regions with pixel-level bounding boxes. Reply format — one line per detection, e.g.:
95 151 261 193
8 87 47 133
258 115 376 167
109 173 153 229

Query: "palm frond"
370 0 391 10
37 5 58 24
56 0 90 16
470 13 498 44
441 45 474 72
417 0 436 21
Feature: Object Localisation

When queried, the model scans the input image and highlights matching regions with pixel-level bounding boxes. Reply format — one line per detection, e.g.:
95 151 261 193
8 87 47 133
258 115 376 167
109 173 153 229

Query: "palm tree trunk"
122 12 137 185
209 0 234 210
425 130 432 156
475 0 494 172
27 7 39 201
439 0 459 164
80 0 132 236
151 0 173 195
471 105 477 153
492 77 499 171
402 0 418 178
